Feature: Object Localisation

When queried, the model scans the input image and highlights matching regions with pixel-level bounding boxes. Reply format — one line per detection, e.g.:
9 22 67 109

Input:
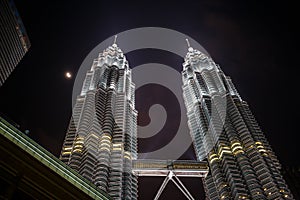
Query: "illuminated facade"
0 0 30 86
60 40 138 199
182 43 294 199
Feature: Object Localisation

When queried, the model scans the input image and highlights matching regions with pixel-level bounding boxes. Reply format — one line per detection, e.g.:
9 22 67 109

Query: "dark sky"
0 0 298 199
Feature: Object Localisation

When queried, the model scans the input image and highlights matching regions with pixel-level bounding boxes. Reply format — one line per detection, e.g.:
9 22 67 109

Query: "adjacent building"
182 45 294 199
60 42 138 199
0 0 30 86
0 116 110 200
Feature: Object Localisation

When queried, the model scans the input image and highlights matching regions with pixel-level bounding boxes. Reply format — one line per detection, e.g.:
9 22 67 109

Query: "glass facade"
182 46 294 199
60 43 138 199
0 0 30 86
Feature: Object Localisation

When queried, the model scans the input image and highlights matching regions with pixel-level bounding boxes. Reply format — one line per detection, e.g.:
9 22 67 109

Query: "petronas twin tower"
60 39 293 199
60 42 137 199
182 47 293 200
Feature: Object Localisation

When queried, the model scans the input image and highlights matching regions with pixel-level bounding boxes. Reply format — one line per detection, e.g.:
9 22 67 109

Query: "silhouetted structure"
0 0 30 86
0 116 110 199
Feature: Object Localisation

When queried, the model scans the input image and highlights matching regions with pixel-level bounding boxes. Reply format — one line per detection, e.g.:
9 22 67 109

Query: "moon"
65 72 72 79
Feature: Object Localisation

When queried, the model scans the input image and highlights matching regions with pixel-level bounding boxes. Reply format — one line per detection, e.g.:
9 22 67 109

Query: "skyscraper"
0 0 30 86
182 44 293 199
60 41 138 199
281 166 300 200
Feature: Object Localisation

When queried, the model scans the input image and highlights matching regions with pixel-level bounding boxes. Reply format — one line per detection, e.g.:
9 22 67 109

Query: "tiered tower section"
60 42 138 200
182 45 293 200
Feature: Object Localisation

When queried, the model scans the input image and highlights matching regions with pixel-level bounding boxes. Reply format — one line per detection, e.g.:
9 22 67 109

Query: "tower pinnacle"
186 39 193 52
185 38 190 47
112 35 118 47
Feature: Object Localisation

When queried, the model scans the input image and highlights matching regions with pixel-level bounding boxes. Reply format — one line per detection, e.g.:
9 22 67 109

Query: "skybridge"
132 159 209 200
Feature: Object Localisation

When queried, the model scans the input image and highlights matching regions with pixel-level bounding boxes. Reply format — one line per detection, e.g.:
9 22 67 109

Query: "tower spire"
186 39 193 52
113 35 118 46
186 39 190 48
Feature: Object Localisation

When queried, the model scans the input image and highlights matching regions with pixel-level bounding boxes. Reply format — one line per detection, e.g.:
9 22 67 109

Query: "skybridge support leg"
172 173 194 200
153 171 195 200
154 172 171 200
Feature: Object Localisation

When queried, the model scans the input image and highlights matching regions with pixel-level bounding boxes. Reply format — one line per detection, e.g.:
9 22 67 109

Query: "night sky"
0 0 298 199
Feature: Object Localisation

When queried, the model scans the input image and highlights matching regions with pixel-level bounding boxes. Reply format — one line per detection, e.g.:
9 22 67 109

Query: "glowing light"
124 155 131 160
101 135 111 140
112 147 122 151
218 146 231 158
209 153 218 160
64 147 72 151
62 151 71 155
75 140 84 144
100 143 110 148
74 145 83 149
210 157 219 164
73 149 82 153
100 147 110 152
231 141 244 155
65 72 72 79
234 149 244 155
